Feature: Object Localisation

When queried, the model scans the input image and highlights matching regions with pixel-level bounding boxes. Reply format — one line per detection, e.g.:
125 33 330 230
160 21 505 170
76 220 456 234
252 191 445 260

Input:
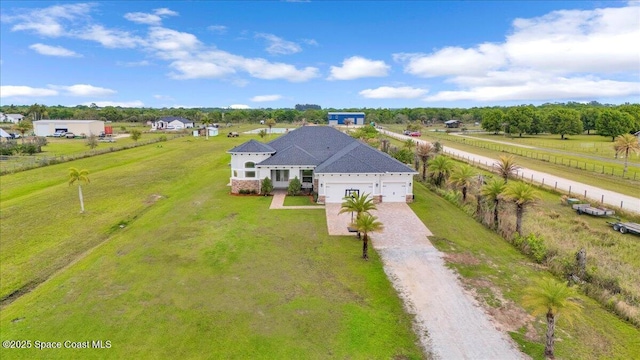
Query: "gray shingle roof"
158 116 193 124
228 139 276 153
229 126 416 174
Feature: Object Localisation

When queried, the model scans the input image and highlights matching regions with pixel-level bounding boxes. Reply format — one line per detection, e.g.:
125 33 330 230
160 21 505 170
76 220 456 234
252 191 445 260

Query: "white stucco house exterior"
1 113 25 123
228 126 417 203
151 116 195 130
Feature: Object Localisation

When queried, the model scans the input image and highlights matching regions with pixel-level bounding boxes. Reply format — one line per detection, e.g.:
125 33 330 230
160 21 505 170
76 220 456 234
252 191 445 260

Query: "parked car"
409 131 422 137
227 132 239 137
403 130 411 135
65 132 76 138
53 130 66 137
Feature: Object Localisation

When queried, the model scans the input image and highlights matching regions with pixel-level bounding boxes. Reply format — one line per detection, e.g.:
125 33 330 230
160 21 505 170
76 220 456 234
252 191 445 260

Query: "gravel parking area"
326 203 524 359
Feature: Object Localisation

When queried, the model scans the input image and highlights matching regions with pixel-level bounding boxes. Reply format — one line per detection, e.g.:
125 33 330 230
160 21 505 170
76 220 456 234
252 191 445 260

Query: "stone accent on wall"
317 195 326 204
406 194 414 203
231 179 260 194
313 179 318 192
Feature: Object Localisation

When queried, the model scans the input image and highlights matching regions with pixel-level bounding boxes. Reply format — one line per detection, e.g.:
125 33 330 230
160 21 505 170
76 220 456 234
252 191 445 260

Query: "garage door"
324 183 374 203
329 120 338 126
382 182 406 202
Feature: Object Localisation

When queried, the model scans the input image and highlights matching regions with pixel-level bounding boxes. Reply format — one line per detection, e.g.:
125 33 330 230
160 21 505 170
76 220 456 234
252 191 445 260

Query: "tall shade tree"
448 164 476 201
580 108 600 135
481 177 506 228
353 213 384 260
613 133 640 177
495 155 519 183
596 109 634 141
428 155 454 187
505 106 535 137
546 108 583 139
502 182 540 236
416 142 434 181
522 279 582 359
68 167 90 213
481 109 504 134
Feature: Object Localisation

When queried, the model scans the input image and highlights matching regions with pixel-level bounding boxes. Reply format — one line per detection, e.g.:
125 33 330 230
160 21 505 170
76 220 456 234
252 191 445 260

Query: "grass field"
283 195 319 206
410 183 640 359
0 133 422 359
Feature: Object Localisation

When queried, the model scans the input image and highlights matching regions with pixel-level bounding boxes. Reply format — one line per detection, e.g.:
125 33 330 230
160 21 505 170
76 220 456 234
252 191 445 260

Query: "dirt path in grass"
380 129 640 214
326 203 525 359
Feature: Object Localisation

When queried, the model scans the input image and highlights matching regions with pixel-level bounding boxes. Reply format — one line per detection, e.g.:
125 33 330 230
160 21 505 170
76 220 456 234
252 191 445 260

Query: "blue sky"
1 1 638 109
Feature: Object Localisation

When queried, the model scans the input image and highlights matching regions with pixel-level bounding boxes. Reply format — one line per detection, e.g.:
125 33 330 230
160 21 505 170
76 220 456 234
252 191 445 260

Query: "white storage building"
34 120 105 137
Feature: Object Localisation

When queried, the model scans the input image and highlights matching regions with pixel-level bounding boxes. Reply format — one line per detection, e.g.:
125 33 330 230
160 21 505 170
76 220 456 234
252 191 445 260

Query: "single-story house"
327 112 365 126
228 126 417 203
33 120 105 137
444 120 462 128
1 113 25 123
152 116 195 130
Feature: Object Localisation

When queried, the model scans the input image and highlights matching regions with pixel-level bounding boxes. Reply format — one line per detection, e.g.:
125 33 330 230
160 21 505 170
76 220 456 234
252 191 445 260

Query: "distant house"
152 116 195 130
445 120 462 128
327 112 365 126
228 126 417 203
1 113 25 123
33 120 105 137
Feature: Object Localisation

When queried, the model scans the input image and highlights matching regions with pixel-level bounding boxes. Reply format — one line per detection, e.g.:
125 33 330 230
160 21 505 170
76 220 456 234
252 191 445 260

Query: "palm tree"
68 167 90 213
448 164 476 201
339 192 377 221
495 155 519 183
416 142 434 181
265 118 276 135
522 278 582 359
427 155 453 187
613 134 640 177
481 177 506 228
202 115 213 140
13 120 32 144
353 213 384 260
502 181 540 236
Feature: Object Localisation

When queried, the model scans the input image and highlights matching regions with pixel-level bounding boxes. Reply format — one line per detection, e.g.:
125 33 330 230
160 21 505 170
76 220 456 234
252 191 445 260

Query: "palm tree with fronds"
613 134 640 177
339 192 376 221
502 181 540 236
353 213 384 260
428 155 453 187
495 155 519 183
265 118 276 135
522 278 582 359
448 164 476 201
13 120 32 144
481 177 506 228
68 167 90 213
416 142 434 181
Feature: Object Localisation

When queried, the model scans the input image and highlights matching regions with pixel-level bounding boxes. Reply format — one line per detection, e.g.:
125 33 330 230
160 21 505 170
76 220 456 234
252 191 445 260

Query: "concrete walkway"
380 129 640 214
269 190 324 210
326 203 524 359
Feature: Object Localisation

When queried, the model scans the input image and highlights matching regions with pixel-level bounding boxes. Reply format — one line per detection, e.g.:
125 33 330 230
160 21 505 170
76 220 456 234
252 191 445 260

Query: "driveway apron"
326 203 524 359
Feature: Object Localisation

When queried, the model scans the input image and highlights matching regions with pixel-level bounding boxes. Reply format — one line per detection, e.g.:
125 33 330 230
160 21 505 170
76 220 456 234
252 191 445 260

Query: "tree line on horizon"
2 101 638 140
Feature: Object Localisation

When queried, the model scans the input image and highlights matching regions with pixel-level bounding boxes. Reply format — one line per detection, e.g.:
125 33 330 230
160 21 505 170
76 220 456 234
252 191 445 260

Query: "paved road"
326 203 525 359
380 130 640 214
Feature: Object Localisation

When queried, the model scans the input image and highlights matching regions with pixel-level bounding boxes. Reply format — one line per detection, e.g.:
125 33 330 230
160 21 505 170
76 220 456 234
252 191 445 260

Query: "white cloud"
0 85 58 98
82 100 145 108
359 86 428 99
116 60 150 67
397 3 640 102
50 84 117 97
2 3 93 37
74 25 143 48
328 56 390 80
124 12 162 25
256 33 301 55
147 27 201 59
29 43 81 57
154 8 178 17
229 104 251 109
302 39 318 46
251 94 282 102
169 60 236 79
208 25 227 33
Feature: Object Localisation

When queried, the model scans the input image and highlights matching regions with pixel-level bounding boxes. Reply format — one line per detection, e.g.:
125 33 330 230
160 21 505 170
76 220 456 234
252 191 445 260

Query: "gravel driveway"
326 203 524 359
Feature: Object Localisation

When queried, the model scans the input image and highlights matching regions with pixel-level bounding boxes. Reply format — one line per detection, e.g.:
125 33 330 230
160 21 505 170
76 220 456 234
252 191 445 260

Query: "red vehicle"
409 131 421 137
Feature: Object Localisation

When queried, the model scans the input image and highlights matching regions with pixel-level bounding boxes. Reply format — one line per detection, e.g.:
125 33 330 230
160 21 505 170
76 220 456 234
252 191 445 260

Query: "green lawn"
283 195 319 206
410 183 640 359
0 134 422 359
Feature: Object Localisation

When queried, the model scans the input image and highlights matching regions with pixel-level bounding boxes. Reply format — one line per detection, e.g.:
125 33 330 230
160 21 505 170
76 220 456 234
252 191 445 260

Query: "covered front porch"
260 167 315 191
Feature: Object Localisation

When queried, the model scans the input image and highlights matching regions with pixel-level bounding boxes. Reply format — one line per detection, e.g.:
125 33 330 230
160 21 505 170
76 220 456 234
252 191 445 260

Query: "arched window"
245 162 255 168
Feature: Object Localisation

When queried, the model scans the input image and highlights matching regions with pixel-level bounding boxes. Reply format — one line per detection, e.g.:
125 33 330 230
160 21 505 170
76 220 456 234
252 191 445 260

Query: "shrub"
159 135 168 142
261 177 273 195
19 143 38 155
288 176 302 196
513 233 548 263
